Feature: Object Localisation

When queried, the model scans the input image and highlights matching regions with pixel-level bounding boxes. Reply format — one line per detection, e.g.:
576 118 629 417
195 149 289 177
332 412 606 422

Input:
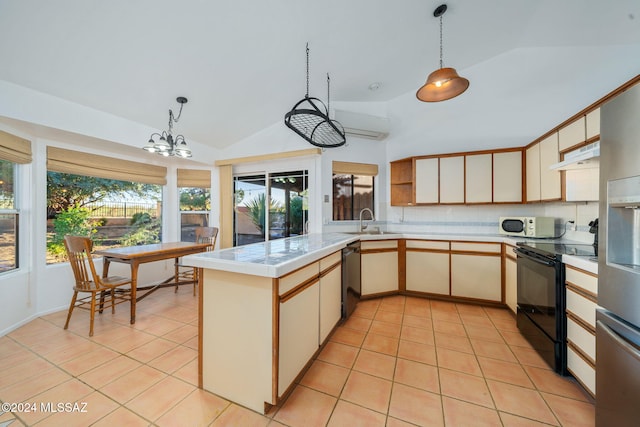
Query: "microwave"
499 217 555 238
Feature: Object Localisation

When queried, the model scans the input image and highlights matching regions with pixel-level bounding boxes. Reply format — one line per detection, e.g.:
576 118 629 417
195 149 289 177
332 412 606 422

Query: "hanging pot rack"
284 43 346 148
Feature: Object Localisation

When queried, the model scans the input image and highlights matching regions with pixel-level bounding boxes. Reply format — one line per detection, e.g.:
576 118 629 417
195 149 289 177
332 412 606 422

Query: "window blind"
177 168 211 188
332 161 378 176
0 130 32 164
47 147 167 185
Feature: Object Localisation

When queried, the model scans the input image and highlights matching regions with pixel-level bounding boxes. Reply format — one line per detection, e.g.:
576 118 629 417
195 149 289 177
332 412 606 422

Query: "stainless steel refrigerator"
597 81 640 427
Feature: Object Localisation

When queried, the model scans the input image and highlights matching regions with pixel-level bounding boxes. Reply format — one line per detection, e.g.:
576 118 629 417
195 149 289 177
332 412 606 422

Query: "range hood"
550 141 600 170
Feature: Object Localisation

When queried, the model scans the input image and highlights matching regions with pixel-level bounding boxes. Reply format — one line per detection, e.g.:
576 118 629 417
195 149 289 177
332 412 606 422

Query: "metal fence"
85 201 158 218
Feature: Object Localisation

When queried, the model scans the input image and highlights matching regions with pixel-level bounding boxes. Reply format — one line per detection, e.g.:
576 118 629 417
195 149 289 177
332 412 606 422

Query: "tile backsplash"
324 201 599 244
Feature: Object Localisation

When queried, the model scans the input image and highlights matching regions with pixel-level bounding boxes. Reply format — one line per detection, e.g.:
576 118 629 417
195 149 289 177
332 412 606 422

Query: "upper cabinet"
558 107 601 153
466 153 493 203
390 158 413 206
391 148 523 206
539 133 562 200
525 134 561 202
585 108 600 140
415 158 439 204
526 144 541 202
493 151 522 203
440 156 465 203
559 117 586 152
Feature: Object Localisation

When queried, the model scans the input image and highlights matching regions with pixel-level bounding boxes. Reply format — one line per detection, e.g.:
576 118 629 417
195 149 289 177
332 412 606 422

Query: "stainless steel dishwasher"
342 241 361 319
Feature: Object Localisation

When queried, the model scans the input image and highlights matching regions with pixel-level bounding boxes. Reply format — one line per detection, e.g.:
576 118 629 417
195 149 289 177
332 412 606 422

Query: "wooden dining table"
94 242 210 324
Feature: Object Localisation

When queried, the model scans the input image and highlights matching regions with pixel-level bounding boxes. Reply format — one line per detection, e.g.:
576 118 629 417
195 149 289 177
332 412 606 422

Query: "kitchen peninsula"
182 233 357 413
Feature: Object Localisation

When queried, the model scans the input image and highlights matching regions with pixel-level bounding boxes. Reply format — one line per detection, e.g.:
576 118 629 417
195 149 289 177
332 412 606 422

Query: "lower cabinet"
406 240 450 295
278 280 319 397
361 240 398 296
504 244 517 314
450 242 502 302
319 257 342 344
565 264 598 397
278 251 343 398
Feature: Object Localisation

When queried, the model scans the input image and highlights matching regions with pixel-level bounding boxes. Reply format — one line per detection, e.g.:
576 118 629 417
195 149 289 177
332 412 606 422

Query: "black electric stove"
514 241 597 376
516 241 597 259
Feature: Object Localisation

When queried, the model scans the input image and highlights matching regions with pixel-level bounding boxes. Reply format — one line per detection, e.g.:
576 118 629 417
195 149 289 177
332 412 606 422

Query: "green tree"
0 159 14 209
179 187 210 211
47 205 98 259
47 172 160 218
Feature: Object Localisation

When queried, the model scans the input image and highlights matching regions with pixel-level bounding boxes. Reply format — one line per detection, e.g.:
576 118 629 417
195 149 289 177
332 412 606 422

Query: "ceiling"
1 0 639 151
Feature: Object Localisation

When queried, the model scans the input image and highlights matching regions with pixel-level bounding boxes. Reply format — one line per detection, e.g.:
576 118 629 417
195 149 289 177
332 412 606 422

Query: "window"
332 161 377 221
233 170 309 247
46 147 166 264
0 159 18 273
0 130 31 273
46 171 163 263
178 169 211 242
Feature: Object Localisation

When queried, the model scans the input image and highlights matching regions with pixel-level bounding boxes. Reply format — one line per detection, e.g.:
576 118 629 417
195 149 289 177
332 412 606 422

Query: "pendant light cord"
439 14 444 69
327 73 331 113
305 43 310 98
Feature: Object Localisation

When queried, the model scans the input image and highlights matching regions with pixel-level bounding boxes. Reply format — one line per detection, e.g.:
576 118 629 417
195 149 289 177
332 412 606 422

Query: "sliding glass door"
233 171 308 247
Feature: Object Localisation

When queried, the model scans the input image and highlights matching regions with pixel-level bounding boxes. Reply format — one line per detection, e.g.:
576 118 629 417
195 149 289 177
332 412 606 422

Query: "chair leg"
64 291 78 330
111 289 116 314
89 291 97 337
98 290 106 314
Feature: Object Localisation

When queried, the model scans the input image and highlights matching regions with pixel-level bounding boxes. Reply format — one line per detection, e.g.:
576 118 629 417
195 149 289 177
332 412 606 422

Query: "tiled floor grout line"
1 292 594 426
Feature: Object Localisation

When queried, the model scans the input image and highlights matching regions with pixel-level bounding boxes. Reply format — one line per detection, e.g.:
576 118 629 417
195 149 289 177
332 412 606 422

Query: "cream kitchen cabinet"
405 240 450 295
526 143 541 201
526 134 561 202
504 243 517 314
450 242 502 302
558 108 600 153
279 278 320 396
465 153 492 203
439 156 465 203
493 151 523 203
539 133 561 200
319 252 342 344
361 240 399 296
586 108 600 139
565 264 598 397
559 116 586 152
415 157 439 204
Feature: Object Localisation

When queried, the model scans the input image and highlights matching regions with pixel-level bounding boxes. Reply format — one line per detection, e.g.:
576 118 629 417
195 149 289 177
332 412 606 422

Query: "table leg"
130 261 139 324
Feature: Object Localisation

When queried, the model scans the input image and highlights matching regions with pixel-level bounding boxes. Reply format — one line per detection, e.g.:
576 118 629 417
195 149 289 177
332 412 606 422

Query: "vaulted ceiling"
1 0 639 152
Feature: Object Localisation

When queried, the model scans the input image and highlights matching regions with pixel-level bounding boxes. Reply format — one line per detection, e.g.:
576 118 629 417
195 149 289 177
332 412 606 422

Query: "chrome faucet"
359 208 375 233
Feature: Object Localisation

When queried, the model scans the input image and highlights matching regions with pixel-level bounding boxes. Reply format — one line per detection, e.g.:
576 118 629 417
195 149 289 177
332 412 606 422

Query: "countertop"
182 231 598 278
182 233 359 278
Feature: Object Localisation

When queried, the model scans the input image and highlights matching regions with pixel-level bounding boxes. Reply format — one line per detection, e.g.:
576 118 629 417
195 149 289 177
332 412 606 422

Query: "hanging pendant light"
416 4 469 102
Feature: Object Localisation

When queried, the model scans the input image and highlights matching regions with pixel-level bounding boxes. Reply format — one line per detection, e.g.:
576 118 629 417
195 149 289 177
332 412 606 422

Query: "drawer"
320 251 341 271
361 240 398 251
451 242 501 254
567 345 596 396
279 262 319 296
406 240 449 250
567 316 596 362
566 266 598 296
566 287 597 329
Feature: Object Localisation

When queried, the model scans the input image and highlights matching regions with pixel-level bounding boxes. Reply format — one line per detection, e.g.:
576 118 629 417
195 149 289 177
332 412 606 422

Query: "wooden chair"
176 226 219 295
63 235 132 336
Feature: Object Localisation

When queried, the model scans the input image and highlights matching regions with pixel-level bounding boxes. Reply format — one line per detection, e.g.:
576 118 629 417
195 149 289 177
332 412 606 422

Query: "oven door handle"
515 248 555 267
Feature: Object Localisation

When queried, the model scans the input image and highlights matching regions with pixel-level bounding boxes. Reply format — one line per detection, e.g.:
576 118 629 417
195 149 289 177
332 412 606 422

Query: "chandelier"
416 4 469 102
143 97 192 158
